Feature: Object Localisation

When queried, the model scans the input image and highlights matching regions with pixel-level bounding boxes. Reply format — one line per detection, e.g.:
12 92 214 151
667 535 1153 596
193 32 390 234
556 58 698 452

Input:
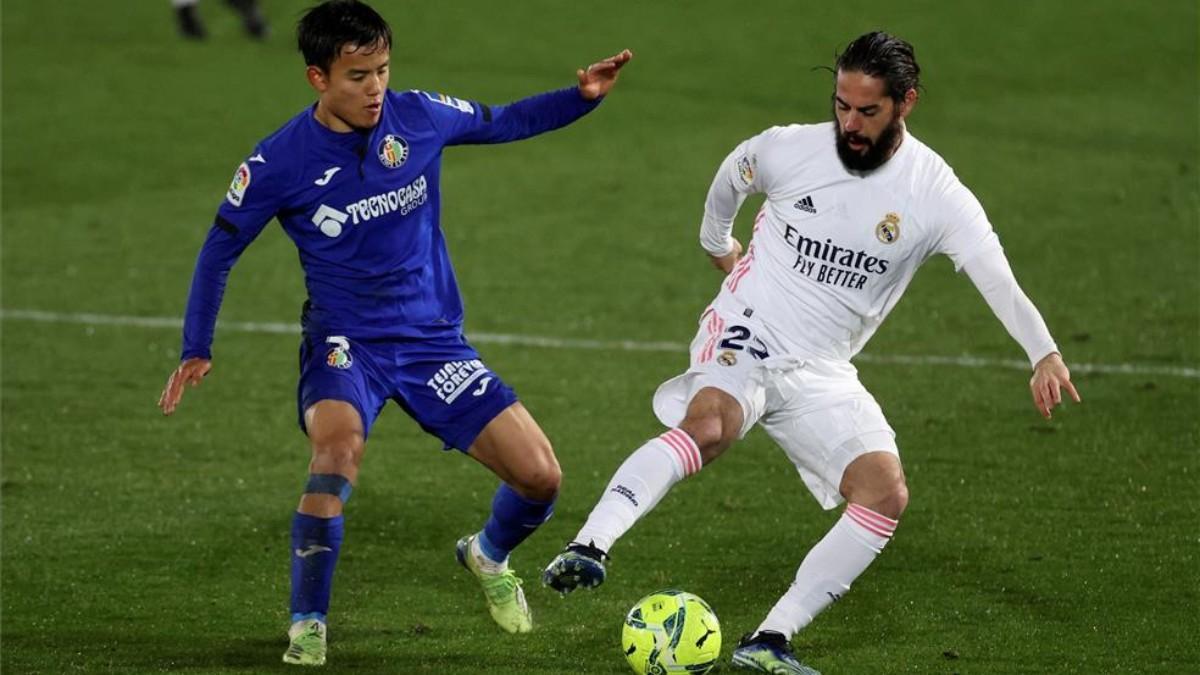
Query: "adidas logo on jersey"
794 195 817 214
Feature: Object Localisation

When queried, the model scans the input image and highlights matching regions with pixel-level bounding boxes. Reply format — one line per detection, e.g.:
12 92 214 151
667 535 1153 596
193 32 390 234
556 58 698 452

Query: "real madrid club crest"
875 212 901 244
325 336 353 370
717 350 738 367
377 134 409 169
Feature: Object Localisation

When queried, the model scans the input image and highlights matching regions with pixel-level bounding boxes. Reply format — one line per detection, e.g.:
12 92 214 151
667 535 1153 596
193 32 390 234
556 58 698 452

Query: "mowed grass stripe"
3 307 1196 379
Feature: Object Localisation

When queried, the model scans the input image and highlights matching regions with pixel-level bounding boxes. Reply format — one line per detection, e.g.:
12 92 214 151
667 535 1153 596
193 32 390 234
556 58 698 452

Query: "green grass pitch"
2 0 1197 672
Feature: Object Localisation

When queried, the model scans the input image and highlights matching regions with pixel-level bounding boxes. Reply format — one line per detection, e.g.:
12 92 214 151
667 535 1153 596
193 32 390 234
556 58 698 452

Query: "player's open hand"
1029 352 1080 419
577 49 633 101
708 238 743 275
158 357 212 416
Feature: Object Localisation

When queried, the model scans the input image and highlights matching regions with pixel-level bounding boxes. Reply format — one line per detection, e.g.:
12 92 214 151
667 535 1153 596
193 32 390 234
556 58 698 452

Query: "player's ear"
898 88 918 118
306 65 330 93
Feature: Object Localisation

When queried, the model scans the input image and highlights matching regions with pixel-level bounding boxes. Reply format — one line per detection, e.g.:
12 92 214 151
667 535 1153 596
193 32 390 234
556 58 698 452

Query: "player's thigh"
297 335 389 459
760 395 898 510
390 339 521 452
678 386 745 462
468 402 560 499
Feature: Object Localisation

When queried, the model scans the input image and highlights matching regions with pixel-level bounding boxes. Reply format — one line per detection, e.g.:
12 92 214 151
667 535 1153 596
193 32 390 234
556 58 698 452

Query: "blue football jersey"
181 87 601 359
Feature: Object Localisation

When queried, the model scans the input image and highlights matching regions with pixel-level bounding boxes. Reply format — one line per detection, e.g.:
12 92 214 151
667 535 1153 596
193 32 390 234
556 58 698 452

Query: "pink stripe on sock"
847 503 898 530
846 510 893 538
664 431 698 475
844 504 897 538
662 427 700 470
666 429 701 471
660 429 700 475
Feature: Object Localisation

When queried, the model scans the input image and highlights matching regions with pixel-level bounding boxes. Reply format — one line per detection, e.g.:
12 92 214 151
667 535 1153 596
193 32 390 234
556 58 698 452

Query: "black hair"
834 31 921 102
297 0 392 72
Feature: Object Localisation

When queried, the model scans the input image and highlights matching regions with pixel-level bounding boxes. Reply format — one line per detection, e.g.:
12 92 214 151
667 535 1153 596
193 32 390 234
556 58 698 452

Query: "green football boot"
456 534 533 633
282 618 327 666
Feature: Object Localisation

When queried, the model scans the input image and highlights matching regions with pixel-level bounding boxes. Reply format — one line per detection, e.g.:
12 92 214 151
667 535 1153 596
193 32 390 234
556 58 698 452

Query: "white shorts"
652 302 898 510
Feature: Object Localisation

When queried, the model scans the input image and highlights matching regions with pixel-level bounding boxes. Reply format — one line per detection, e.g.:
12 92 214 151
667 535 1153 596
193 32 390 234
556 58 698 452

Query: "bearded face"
831 70 913 173
833 107 904 173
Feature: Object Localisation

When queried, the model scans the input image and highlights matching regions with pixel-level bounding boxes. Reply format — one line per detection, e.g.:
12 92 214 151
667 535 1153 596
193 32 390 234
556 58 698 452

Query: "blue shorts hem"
297 396 372 440
441 389 520 453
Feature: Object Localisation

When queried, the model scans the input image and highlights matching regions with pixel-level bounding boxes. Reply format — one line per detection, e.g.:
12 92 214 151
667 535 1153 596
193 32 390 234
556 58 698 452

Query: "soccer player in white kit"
543 32 1080 674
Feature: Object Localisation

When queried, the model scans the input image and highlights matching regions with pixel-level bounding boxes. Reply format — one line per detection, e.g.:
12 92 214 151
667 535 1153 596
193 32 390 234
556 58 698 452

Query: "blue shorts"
297 333 519 451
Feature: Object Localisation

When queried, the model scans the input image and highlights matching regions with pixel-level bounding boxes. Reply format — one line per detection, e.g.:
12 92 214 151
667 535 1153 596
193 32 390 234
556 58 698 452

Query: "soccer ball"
621 590 721 675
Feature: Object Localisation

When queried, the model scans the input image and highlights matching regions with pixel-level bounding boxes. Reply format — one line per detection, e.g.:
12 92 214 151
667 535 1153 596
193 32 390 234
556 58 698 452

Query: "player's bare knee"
513 464 561 501
512 447 561 501
872 479 908 519
841 451 908 519
845 474 908 519
679 414 731 462
310 436 363 476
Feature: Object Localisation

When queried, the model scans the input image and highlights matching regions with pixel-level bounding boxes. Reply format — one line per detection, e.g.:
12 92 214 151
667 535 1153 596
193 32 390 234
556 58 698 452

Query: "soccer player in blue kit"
156 0 632 665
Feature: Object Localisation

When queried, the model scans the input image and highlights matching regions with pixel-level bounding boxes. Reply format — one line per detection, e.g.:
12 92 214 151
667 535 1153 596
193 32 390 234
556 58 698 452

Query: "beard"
834 111 904 173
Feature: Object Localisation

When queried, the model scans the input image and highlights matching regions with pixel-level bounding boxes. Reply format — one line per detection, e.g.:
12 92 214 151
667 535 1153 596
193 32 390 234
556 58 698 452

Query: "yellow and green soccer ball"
621 590 721 674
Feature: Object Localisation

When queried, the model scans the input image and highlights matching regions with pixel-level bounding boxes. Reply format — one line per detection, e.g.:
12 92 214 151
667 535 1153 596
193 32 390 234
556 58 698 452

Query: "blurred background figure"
173 0 269 40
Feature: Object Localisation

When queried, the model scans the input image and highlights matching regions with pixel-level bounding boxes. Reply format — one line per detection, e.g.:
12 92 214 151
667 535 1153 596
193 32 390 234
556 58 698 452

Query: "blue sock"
289 512 344 623
479 484 555 563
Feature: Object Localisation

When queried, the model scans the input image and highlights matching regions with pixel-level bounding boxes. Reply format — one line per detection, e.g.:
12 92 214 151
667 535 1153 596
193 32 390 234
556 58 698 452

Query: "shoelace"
480 570 524 605
289 626 324 648
566 542 610 563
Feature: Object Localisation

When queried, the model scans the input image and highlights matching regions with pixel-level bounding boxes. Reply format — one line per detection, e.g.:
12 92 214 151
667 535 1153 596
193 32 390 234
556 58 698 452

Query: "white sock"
756 503 898 639
573 429 702 552
172 0 199 8
470 534 508 574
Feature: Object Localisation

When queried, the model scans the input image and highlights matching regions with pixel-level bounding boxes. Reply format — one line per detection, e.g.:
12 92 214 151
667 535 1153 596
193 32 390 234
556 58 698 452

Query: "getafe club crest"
377 134 409 169
325 336 353 369
327 348 352 369
875 212 901 244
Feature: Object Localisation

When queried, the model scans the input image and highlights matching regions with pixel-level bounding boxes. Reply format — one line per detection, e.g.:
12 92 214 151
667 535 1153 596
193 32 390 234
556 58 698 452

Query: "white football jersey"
702 122 1002 361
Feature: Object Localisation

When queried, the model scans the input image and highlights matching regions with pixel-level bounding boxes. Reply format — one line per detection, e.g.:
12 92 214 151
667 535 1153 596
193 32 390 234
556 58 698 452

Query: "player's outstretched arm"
158 357 213 416
577 49 633 100
1029 352 1080 419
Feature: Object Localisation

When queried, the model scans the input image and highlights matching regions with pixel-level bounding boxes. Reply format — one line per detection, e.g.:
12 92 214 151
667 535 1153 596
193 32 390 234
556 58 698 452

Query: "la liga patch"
226 162 251 207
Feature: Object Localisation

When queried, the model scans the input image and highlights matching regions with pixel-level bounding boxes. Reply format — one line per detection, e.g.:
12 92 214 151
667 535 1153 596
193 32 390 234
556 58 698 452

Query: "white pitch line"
2 308 1197 379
